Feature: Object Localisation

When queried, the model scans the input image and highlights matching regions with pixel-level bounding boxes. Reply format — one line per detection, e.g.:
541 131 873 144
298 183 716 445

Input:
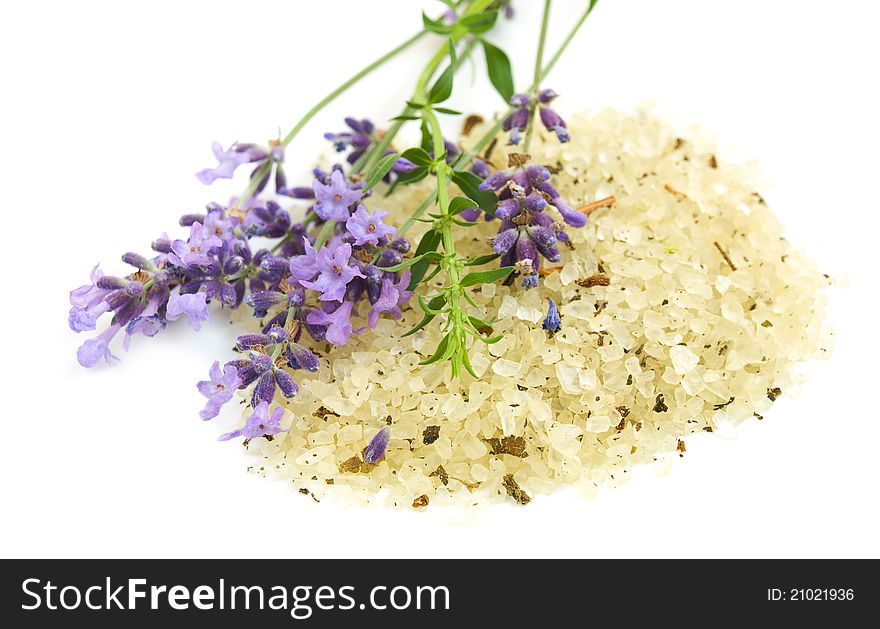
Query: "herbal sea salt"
240 108 832 507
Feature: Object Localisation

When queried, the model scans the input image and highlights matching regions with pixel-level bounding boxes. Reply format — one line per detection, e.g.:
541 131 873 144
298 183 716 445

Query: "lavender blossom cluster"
69 131 414 441
503 89 569 145
69 102 583 443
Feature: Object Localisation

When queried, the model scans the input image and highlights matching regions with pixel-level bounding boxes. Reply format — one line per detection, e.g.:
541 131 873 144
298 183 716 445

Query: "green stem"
271 306 298 361
523 0 552 152
232 28 427 209
355 0 490 176
539 0 599 81
314 219 336 250
400 0 599 232
355 45 450 177
423 106 466 377
281 32 426 148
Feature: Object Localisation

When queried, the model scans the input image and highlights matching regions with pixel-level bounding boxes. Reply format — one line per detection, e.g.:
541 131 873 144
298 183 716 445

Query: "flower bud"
391 237 411 253
493 228 519 254
287 343 320 372
122 252 156 270
274 368 299 398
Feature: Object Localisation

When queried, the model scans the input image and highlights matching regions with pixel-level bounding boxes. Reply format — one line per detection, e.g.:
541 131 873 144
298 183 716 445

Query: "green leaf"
402 294 446 337
462 290 479 309
428 63 454 104
390 114 419 122
459 10 498 34
408 229 442 290
405 100 424 110
475 333 504 345
400 147 433 166
385 165 429 196
460 346 478 378
418 293 447 315
380 250 443 273
422 11 453 35
467 314 492 329
420 332 451 365
464 253 500 267
459 266 514 287
481 39 514 102
448 195 477 216
433 106 462 115
361 152 400 191
452 217 479 227
450 170 497 213
420 120 433 152
423 264 443 283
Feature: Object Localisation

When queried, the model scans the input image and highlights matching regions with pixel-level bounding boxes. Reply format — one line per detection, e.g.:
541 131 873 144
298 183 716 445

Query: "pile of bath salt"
233 108 834 508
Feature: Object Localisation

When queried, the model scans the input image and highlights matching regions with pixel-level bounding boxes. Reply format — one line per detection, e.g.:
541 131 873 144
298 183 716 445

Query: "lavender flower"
324 118 374 163
76 324 122 367
218 401 287 442
502 93 530 145
169 222 223 268
196 142 268 185
306 299 361 346
198 361 242 420
363 426 391 463
299 243 364 302
288 237 321 284
537 89 570 143
313 169 362 221
542 298 561 333
477 161 585 288
122 299 165 350
368 271 412 328
345 205 396 246
166 291 210 330
68 265 111 332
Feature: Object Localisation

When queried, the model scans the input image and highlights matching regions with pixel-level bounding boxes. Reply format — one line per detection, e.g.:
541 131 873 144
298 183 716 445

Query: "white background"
1 0 878 558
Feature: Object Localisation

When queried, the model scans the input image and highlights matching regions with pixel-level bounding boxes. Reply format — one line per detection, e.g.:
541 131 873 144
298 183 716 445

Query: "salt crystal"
669 345 700 374
492 358 522 377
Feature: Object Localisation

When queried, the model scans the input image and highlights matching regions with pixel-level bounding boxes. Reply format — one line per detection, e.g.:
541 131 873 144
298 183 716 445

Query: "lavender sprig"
69 0 601 451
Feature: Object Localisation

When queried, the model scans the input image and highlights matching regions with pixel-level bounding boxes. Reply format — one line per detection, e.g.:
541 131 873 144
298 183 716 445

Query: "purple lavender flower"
76 324 122 367
470 158 492 179
502 94 530 145
345 205 396 246
368 271 412 328
542 298 561 333
392 156 418 174
363 426 391 463
166 291 210 330
226 347 301 407
218 401 287 442
306 299 360 346
202 206 239 243
288 237 321 284
68 265 111 332
313 169 362 221
324 118 373 159
122 298 165 350
539 108 570 143
198 361 242 420
537 89 570 143
243 200 291 239
286 342 320 372
196 142 267 185
169 222 223 268
299 243 364 302
123 314 165 350
492 228 519 254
